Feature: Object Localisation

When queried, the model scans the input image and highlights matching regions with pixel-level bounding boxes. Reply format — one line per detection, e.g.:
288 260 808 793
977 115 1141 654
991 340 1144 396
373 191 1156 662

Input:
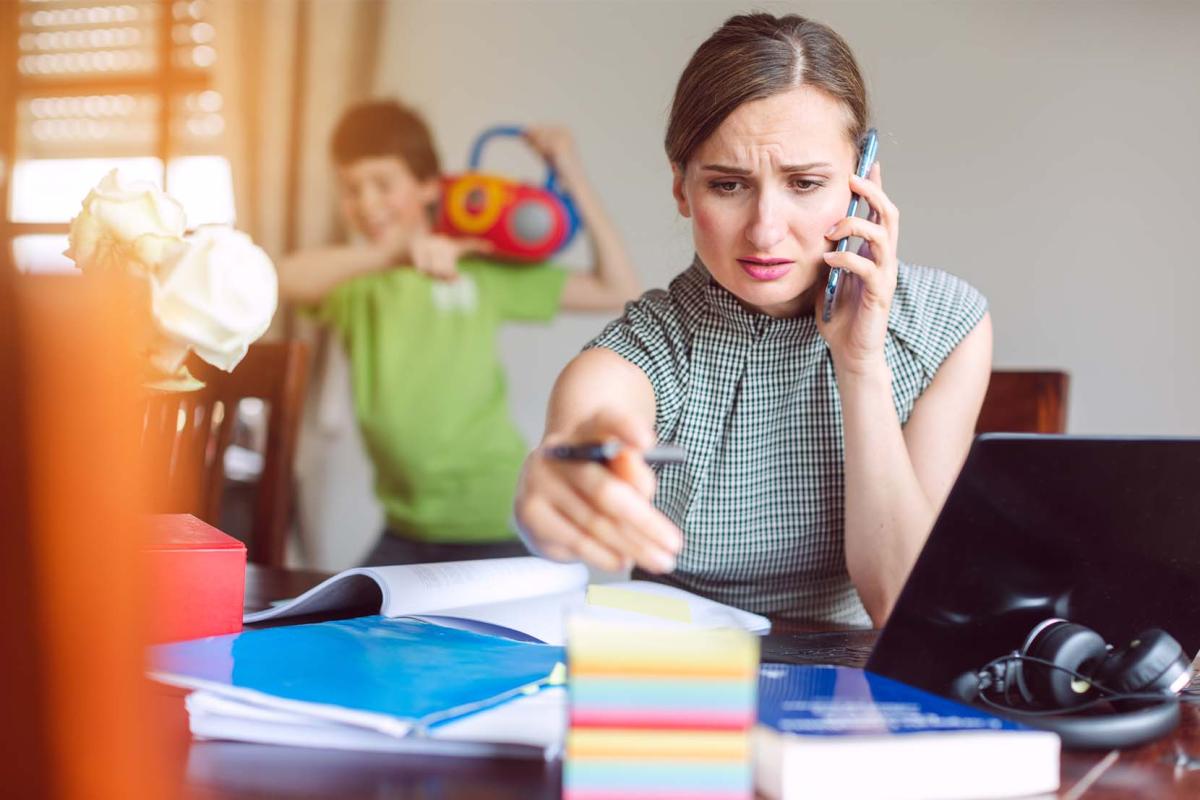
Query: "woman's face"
673 85 859 318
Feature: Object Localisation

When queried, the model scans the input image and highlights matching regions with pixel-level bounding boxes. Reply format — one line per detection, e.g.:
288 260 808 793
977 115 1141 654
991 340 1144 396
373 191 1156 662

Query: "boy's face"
336 156 439 244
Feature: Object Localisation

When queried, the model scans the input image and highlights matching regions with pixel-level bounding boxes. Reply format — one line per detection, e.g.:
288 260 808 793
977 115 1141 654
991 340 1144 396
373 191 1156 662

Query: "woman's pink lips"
738 258 794 280
739 257 792 265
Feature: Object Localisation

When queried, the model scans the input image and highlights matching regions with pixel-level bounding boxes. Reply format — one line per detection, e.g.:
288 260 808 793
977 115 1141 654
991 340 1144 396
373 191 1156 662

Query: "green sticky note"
586 584 693 624
520 661 567 695
547 661 567 686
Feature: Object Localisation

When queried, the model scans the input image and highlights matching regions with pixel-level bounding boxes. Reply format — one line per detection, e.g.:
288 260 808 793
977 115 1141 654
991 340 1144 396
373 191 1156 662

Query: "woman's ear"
671 164 691 219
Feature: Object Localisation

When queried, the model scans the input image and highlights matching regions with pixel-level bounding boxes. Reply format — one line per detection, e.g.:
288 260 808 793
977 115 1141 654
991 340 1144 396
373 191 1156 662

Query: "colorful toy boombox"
435 126 581 262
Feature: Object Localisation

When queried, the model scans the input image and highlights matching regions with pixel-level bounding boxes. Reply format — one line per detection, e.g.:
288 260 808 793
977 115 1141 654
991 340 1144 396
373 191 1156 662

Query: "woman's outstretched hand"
514 409 683 574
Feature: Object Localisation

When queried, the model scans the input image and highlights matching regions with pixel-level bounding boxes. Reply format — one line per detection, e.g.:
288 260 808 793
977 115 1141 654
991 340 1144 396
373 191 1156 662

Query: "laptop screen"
866 434 1200 698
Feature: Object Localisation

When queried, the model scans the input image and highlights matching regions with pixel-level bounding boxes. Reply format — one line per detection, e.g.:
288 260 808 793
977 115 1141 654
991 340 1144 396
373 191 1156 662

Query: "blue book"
754 664 1060 800
150 615 565 739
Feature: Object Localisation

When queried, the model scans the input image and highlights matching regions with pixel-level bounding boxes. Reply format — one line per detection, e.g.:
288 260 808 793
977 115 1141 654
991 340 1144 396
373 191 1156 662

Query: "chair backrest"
143 340 310 566
976 370 1070 434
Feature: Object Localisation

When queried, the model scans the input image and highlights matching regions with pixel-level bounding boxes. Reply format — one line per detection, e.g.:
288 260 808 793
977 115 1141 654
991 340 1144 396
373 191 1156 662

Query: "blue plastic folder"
150 616 566 735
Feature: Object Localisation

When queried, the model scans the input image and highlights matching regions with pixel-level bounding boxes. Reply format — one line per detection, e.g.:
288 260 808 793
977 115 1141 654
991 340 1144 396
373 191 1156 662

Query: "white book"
754 664 1060 800
244 556 770 644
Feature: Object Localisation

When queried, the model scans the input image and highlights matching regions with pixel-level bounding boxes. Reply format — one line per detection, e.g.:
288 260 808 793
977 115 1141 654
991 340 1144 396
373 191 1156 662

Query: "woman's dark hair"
330 100 441 180
665 13 868 169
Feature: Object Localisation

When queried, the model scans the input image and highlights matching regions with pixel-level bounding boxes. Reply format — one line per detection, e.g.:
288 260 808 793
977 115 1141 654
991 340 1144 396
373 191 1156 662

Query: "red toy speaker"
435 126 581 262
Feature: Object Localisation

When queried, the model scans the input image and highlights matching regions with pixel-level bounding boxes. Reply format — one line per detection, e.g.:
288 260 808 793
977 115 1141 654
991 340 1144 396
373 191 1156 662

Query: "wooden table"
163 565 1200 799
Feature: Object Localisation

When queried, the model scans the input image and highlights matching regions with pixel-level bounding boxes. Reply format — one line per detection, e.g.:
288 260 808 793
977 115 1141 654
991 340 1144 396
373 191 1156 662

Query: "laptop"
859 434 1200 699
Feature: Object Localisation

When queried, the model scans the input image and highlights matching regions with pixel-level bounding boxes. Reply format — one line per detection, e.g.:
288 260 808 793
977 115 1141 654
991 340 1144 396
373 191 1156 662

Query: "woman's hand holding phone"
816 159 901 378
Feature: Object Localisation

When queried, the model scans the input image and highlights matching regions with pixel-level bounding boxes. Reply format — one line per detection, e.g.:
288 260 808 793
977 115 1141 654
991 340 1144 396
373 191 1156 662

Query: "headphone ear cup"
1095 629 1192 703
1017 621 1108 709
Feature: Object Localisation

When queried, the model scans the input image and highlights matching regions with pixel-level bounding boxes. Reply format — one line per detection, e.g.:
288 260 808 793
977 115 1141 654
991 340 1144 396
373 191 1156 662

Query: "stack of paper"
564 615 760 800
150 615 569 757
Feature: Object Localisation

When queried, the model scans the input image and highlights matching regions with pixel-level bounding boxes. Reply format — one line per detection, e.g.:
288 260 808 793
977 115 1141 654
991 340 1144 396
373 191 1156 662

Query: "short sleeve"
467 258 569 322
584 289 691 439
888 262 989 382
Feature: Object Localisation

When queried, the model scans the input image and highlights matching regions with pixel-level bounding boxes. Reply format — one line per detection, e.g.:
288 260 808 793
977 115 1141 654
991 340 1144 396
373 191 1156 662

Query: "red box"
148 514 246 643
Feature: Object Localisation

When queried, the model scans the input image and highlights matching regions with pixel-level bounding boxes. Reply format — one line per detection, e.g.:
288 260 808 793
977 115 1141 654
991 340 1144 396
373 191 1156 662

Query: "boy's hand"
408 233 494 282
524 126 585 188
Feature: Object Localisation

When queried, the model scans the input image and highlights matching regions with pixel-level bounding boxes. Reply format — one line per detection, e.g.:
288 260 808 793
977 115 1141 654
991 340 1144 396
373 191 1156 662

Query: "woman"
514 13 992 627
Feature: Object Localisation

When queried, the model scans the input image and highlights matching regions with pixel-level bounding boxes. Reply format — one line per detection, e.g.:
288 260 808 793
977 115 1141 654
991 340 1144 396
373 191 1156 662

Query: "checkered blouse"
586 259 988 625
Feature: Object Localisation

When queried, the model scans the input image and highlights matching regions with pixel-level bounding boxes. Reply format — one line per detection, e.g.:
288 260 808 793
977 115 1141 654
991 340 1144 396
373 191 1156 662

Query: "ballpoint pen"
543 441 686 466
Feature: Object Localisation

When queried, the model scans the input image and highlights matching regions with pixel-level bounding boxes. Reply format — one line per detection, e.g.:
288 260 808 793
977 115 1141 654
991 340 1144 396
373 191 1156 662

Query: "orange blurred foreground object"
2 274 171 799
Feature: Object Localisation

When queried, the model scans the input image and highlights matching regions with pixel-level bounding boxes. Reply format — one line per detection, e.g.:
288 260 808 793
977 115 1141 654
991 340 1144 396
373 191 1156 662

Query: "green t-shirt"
316 258 569 543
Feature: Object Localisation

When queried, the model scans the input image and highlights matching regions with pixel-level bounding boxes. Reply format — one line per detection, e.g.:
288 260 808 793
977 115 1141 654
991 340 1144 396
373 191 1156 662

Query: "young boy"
279 100 639 566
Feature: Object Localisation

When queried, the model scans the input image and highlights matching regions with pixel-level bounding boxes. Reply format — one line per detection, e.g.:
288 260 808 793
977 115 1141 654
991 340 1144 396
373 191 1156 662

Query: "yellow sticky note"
586 584 693 624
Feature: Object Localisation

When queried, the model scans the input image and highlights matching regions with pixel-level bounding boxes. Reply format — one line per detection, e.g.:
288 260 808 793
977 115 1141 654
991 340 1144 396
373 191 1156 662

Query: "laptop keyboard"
763 643 875 667
761 630 877 668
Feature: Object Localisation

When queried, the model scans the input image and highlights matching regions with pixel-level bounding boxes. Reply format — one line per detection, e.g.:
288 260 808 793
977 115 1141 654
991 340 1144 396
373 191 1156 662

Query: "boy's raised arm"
523 127 641 312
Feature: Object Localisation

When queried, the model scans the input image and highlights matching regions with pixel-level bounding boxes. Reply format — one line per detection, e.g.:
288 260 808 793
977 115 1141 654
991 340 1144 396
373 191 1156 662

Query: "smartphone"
821 128 879 322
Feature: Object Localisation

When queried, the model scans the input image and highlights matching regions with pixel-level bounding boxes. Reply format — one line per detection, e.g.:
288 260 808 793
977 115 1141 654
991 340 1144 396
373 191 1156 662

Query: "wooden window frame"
1 0 214 264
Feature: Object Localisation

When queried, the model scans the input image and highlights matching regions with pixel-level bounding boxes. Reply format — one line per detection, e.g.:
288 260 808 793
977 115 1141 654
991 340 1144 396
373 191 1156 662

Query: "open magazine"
244 556 771 644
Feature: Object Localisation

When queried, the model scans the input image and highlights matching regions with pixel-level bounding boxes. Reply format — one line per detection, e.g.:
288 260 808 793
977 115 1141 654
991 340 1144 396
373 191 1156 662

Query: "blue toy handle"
468 125 563 189
468 125 523 169
467 125 581 238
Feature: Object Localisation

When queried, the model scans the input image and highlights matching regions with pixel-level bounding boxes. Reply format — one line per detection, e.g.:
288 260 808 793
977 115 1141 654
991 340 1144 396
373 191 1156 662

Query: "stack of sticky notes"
564 610 759 800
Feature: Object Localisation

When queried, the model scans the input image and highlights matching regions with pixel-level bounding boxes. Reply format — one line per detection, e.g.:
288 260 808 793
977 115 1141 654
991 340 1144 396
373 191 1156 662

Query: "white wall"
373 0 1200 440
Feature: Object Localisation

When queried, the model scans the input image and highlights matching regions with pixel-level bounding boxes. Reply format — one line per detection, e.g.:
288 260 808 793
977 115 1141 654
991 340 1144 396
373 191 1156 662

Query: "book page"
243 557 588 626
243 560 770 643
420 580 771 645
414 589 581 644
377 558 589 618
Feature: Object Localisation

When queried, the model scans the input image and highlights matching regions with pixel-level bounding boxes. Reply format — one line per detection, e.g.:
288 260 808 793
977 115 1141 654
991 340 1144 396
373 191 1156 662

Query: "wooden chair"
976 370 1070 434
143 340 310 567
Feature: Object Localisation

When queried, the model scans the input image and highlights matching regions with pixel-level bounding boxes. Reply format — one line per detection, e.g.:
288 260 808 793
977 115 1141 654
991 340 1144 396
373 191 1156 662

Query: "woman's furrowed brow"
699 163 752 175
698 161 833 175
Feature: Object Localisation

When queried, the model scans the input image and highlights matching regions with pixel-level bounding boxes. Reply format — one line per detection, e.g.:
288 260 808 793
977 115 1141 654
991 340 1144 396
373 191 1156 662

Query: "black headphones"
952 618 1194 750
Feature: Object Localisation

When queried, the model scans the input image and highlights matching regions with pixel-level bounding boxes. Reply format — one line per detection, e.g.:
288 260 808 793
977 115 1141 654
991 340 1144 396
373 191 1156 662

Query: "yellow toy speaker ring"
444 174 508 235
434 125 582 262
